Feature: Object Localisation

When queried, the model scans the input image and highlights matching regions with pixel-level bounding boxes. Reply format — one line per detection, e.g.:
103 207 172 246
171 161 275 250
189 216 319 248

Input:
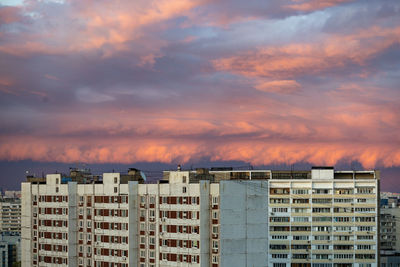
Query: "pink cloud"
213 26 400 79
0 6 22 24
285 0 354 11
254 80 301 94
0 135 399 169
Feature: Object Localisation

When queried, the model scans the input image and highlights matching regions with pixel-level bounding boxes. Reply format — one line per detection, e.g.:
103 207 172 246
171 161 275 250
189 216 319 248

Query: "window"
212 240 218 249
357 187 374 194
312 198 332 204
149 210 155 218
272 235 289 240
358 226 374 232
212 196 219 205
161 210 168 218
182 176 187 183
140 237 145 244
314 189 331 194
114 177 118 183
270 198 290 204
191 255 197 263
272 254 288 259
212 226 219 234
183 186 187 193
149 237 155 245
272 208 288 213
212 255 218 263
212 211 218 219
270 217 290 222
292 189 308 194
293 217 308 222
114 187 118 193
314 235 330 241
140 210 146 217
315 245 329 250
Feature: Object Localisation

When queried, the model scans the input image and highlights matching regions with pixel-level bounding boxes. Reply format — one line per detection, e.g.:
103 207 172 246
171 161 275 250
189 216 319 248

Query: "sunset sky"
0 0 399 191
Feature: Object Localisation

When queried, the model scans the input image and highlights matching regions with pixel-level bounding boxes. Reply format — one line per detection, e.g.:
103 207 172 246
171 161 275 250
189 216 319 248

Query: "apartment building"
0 231 21 267
0 195 21 233
268 168 379 267
21 167 379 267
380 207 400 266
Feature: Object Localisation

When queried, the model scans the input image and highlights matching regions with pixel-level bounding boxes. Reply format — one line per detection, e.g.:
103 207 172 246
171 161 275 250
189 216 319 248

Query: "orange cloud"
0 0 204 58
254 80 301 94
286 0 354 11
213 26 400 79
0 135 399 169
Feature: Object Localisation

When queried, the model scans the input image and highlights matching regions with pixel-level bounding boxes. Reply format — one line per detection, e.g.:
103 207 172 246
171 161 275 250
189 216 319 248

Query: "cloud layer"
0 0 399 169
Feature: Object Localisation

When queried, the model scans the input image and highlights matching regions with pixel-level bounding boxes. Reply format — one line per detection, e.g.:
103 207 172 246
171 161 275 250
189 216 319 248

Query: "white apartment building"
0 197 21 233
21 167 379 267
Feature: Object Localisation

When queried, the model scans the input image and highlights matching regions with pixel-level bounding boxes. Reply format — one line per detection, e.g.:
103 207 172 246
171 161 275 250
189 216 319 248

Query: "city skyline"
0 1 400 190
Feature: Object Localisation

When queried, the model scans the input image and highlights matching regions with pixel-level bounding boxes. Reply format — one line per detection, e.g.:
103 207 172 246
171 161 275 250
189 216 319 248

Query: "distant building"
21 166 379 267
0 195 21 233
380 206 400 266
3 191 21 199
0 231 21 267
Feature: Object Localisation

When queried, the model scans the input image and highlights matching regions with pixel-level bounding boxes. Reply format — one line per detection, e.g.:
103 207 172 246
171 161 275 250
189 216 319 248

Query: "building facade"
0 231 21 267
380 207 400 266
0 196 21 233
21 167 379 267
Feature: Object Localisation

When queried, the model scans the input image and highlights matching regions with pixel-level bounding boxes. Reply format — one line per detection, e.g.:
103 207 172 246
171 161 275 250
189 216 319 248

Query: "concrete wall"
219 180 269 267
21 182 32 267
199 180 210 267
128 181 139 267
68 182 77 267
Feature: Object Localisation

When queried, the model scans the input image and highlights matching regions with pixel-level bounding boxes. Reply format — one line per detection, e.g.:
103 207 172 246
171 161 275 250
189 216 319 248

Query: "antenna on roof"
351 162 356 171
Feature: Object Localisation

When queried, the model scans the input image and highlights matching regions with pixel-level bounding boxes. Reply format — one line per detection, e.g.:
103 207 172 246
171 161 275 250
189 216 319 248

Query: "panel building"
0 195 21 233
21 167 379 267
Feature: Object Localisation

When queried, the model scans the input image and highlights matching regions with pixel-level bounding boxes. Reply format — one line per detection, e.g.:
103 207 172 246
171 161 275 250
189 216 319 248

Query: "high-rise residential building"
0 194 21 233
380 206 400 266
21 166 380 267
0 231 21 267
